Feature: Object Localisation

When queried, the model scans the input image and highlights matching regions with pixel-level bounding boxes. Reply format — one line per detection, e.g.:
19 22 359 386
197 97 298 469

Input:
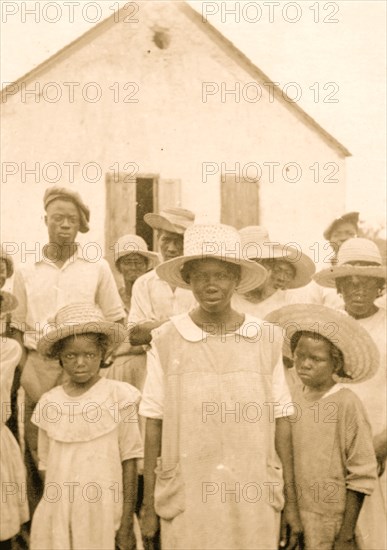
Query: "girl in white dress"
30 303 143 550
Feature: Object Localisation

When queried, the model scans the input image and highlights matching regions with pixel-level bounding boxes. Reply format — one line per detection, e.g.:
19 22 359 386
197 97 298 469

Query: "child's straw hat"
265 304 379 383
156 224 267 294
314 238 386 288
37 303 127 358
113 234 159 269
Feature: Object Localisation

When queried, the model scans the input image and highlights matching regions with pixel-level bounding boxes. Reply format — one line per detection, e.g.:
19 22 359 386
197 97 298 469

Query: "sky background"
1 0 386 230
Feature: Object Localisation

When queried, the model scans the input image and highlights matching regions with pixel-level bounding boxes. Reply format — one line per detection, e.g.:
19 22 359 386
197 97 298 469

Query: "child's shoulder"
331 387 370 420
101 377 141 406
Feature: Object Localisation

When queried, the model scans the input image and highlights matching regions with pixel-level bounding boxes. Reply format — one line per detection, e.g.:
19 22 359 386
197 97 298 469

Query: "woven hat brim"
245 245 315 289
265 304 379 384
314 265 387 288
115 249 159 267
283 253 316 289
156 254 267 294
144 213 188 235
0 291 18 313
37 321 127 358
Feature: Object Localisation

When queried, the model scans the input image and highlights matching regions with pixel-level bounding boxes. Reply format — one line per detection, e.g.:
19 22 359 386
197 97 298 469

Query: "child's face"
293 335 336 391
59 334 102 387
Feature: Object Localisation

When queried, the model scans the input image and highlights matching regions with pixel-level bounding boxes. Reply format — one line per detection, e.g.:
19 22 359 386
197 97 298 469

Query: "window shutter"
220 174 259 229
105 172 136 271
155 178 182 211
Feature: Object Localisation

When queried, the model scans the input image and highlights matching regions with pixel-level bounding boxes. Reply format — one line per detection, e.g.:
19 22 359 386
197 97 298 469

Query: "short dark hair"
290 330 348 379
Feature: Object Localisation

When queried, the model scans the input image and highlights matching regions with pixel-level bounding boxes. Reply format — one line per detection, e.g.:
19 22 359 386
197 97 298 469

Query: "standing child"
0 290 29 549
266 304 378 550
30 304 143 550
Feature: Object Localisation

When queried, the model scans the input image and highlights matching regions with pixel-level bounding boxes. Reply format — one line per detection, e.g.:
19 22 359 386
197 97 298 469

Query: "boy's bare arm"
334 489 365 550
275 416 303 550
141 418 162 538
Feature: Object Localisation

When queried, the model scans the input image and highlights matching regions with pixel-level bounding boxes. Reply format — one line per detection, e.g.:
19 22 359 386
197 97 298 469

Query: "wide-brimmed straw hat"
44 186 90 233
144 207 195 235
38 303 127 359
239 226 316 289
113 234 159 269
156 224 267 294
265 304 379 384
314 238 386 288
0 291 18 314
0 247 14 278
323 211 359 241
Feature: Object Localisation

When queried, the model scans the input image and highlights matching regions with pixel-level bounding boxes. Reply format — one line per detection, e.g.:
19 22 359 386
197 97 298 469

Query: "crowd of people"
0 186 385 550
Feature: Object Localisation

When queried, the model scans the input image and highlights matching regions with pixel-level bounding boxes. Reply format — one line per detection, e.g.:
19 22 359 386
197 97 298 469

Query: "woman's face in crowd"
329 222 357 252
293 335 336 391
267 260 296 290
118 253 148 283
338 275 380 319
188 258 240 314
59 334 102 387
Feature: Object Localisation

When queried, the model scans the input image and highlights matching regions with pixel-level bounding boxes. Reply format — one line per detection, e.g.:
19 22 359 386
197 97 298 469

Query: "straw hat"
113 234 159 269
323 211 359 241
156 224 267 294
0 291 18 314
0 247 14 278
265 304 379 384
37 303 127 358
144 207 195 235
314 238 386 288
239 226 316 289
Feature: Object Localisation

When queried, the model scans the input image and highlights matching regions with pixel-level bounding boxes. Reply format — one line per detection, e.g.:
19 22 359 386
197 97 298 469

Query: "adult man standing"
11 186 126 513
128 207 196 346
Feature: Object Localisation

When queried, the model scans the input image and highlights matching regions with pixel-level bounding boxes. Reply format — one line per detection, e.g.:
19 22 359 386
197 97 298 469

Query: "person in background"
114 234 159 314
323 212 360 264
104 234 159 387
140 224 303 550
0 286 29 549
232 226 315 318
302 212 360 308
266 304 378 550
30 304 143 550
314 237 386 549
1 246 21 442
11 186 126 515
128 207 196 347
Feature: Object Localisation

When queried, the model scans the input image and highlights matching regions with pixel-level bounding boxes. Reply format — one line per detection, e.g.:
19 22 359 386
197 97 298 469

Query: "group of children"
0 206 385 550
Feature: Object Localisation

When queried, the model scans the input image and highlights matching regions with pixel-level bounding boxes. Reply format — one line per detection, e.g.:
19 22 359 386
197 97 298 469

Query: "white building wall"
1 1 345 267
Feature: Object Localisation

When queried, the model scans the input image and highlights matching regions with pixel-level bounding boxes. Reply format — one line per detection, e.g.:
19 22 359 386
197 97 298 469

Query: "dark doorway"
136 178 154 250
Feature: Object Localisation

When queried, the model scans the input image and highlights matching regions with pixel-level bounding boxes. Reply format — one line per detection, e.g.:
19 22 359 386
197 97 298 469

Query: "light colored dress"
349 307 387 549
0 338 29 540
291 384 377 550
140 313 293 550
30 377 143 550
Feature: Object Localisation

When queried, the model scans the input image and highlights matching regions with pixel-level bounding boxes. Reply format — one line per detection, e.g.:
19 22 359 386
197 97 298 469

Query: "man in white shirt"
11 186 125 513
128 207 196 345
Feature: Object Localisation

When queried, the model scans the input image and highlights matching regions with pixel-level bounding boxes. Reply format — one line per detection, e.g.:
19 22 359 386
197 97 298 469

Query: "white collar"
170 312 264 342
